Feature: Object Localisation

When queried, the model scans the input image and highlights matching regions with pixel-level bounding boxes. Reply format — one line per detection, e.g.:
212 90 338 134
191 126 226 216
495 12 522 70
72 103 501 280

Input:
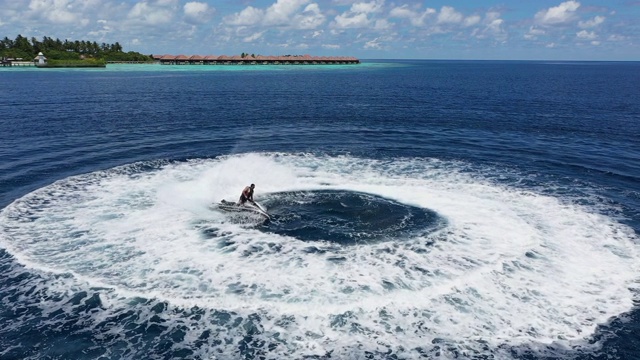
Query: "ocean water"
1 60 639 359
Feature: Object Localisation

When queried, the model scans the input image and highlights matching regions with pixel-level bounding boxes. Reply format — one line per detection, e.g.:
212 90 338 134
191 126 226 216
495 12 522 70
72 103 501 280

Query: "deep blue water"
1 60 640 359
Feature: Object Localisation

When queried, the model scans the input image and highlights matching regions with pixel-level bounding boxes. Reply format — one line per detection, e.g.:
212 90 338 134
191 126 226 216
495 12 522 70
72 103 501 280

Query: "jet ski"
216 199 270 219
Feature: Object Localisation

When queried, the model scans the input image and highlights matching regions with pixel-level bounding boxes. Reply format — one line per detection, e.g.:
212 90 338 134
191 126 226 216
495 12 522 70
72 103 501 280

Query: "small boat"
216 199 270 219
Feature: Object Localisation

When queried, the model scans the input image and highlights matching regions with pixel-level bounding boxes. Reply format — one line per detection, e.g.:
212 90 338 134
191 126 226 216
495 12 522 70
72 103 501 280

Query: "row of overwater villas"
154 54 360 65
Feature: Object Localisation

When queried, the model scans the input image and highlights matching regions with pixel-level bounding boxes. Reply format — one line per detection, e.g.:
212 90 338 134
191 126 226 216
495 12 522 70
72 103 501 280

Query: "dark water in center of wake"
1 60 640 359
256 190 442 245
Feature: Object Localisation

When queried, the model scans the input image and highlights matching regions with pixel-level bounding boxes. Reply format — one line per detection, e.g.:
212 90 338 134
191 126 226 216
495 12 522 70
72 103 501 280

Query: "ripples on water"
1 153 639 359
1 61 639 359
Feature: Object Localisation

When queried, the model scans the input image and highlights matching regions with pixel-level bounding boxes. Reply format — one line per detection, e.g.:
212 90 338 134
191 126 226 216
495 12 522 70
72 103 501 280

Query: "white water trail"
0 152 638 357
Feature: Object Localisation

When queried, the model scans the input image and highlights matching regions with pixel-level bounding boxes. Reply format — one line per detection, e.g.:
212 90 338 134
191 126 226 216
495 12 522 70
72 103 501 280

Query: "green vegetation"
44 59 107 68
0 34 152 62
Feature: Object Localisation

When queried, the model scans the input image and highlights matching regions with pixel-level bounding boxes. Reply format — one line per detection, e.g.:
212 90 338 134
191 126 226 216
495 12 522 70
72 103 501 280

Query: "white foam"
0 152 638 357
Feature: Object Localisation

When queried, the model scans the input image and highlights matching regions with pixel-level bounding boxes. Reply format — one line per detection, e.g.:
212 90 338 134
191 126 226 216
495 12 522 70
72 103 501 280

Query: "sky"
1 0 639 60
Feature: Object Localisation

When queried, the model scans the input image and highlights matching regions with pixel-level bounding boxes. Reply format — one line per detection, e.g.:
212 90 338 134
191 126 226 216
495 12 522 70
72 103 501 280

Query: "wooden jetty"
1 59 36 67
1 52 46 67
153 54 360 65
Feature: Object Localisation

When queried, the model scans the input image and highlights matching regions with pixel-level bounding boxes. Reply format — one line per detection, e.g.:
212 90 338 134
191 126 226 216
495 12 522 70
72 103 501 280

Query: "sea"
0 60 639 360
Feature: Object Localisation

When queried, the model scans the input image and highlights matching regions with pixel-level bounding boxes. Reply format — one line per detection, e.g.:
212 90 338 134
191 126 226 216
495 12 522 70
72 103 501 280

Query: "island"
1 35 151 68
1 35 359 68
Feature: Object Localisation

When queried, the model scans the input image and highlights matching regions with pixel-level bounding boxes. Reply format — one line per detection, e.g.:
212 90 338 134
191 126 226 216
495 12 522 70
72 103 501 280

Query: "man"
238 184 255 205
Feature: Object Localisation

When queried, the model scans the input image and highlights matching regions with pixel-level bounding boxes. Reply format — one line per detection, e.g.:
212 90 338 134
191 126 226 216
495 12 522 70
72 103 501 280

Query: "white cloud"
524 26 546 40
334 12 370 28
224 6 263 26
389 4 504 41
0 0 633 60
534 1 580 26
607 34 626 41
28 0 79 24
389 5 435 27
373 19 391 30
389 5 413 18
243 31 264 42
332 0 385 29
437 6 463 25
224 0 324 29
183 2 213 24
463 15 481 27
264 0 310 26
485 18 504 36
87 20 112 38
471 11 506 41
128 1 174 25
28 0 51 13
49 9 77 24
155 0 177 6
578 15 605 28
292 3 325 29
351 1 383 14
576 30 597 40
364 37 382 49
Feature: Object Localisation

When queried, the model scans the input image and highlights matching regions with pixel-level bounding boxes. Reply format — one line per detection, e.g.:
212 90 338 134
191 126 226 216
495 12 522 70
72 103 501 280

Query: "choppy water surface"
1 61 639 359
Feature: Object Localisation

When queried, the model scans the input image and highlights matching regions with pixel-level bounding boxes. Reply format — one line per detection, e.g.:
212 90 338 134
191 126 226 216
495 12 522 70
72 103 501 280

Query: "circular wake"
0 153 638 358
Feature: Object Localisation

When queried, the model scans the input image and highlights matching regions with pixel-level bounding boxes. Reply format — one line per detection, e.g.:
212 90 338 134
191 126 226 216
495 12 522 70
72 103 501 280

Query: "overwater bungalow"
154 54 360 65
